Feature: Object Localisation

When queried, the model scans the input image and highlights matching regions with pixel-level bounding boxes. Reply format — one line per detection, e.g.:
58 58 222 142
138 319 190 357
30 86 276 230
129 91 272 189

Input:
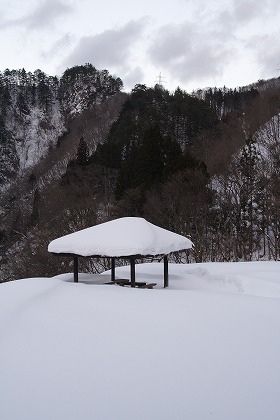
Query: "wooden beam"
130 258 136 288
164 255 168 288
74 256 79 283
111 257 116 282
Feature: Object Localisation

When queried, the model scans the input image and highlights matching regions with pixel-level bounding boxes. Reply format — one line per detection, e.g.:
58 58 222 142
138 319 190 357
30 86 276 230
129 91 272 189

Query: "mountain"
0 64 126 280
0 64 123 191
1 68 280 282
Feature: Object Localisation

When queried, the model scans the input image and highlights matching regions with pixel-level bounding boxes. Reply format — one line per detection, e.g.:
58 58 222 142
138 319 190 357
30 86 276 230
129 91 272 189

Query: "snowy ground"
1 261 280 420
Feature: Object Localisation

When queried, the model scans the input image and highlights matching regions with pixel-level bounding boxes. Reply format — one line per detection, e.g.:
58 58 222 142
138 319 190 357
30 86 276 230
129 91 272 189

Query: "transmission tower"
155 72 166 88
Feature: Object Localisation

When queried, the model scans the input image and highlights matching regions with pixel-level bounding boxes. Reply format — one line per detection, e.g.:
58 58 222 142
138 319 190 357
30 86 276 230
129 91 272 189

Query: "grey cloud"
217 0 280 31
123 66 145 90
246 33 280 78
229 0 262 24
42 33 74 59
63 18 149 70
147 21 234 85
0 0 73 30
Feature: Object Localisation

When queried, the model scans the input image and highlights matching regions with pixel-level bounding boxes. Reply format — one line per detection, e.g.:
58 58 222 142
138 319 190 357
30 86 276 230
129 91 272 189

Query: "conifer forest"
1 64 280 281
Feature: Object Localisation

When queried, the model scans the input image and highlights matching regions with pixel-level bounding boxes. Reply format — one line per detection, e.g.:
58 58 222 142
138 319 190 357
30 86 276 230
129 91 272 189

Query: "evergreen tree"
115 142 140 199
76 137 89 166
238 138 261 259
29 189 40 227
139 124 165 187
115 124 166 199
17 91 30 116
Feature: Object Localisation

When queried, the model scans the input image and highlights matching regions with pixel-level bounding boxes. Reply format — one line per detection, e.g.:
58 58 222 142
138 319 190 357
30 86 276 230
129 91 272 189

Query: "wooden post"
111 257 116 282
130 258 136 288
74 256 79 283
164 255 168 288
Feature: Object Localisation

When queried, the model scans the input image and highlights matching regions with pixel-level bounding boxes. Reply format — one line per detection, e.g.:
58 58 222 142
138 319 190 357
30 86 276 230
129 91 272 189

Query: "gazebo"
48 217 193 288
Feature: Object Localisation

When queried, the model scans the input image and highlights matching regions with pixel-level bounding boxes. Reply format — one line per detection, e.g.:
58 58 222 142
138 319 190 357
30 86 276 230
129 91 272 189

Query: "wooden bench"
104 279 131 286
137 282 157 289
117 279 147 287
145 283 157 289
106 279 157 289
116 279 131 286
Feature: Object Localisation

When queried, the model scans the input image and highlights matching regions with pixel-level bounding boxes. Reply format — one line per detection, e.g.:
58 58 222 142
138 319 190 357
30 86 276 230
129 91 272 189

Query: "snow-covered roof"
48 217 193 257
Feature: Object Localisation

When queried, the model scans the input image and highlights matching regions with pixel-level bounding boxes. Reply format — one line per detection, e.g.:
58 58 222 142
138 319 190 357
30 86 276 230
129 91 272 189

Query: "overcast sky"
1 0 280 92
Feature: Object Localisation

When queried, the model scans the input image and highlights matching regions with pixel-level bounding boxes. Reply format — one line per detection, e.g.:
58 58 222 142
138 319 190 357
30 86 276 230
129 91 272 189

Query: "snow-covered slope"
0 65 123 191
6 102 66 171
1 261 280 420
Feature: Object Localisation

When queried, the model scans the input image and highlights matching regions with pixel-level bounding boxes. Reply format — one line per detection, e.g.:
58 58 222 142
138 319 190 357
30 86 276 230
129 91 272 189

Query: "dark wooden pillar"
130 258 136 288
111 257 116 282
74 255 79 283
164 255 168 288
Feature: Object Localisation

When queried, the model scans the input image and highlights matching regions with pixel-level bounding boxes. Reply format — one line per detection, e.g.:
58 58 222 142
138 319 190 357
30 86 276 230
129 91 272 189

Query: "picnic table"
107 279 157 289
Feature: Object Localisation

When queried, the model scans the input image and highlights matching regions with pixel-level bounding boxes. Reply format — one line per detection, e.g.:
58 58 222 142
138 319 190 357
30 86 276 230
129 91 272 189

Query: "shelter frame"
51 252 173 288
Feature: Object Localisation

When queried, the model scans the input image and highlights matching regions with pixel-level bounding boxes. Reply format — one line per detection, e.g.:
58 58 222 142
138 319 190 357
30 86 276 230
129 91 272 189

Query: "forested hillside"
0 64 125 280
1 67 280 281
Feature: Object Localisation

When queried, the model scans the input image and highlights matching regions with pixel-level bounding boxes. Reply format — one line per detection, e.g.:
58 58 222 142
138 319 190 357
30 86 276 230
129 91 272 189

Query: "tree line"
1 78 280 281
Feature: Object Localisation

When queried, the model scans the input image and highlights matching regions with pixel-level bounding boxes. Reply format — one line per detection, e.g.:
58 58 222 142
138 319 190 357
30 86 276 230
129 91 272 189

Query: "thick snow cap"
48 217 193 257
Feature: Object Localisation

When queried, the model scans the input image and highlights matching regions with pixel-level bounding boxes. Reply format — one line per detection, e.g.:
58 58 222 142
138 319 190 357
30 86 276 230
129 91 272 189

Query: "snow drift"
1 261 280 420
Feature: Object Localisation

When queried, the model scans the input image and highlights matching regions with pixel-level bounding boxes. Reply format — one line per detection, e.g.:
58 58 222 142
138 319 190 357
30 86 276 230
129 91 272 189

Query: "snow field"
1 261 280 420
